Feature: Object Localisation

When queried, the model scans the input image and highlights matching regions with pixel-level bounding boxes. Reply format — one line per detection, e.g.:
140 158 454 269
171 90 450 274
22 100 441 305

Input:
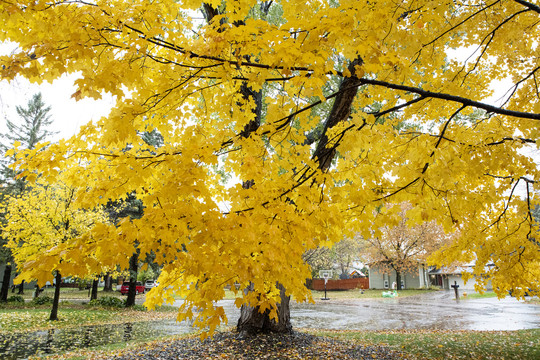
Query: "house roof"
349 269 366 277
429 262 494 275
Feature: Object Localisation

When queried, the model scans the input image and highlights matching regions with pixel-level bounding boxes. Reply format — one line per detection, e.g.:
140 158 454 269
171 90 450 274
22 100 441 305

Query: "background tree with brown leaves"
364 203 451 290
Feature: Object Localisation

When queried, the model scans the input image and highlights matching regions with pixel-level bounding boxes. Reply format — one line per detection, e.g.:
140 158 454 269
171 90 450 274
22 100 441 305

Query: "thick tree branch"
358 78 540 120
120 19 539 124
313 58 363 171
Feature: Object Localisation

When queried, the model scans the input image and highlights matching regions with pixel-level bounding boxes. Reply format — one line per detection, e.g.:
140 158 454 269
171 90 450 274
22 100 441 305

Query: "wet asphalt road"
290 291 540 331
187 290 540 331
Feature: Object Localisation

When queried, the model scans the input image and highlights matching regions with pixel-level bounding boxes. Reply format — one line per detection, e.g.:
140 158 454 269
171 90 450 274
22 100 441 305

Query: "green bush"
31 296 53 305
131 304 146 311
77 279 90 290
89 296 125 308
7 295 25 303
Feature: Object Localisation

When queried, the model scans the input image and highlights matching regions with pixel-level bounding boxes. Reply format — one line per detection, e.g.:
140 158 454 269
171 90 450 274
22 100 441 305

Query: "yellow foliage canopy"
2 180 109 286
1 0 539 333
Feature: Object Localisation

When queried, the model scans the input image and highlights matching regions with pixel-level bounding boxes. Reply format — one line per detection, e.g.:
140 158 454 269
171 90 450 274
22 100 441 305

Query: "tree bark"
395 270 402 290
237 283 292 335
103 273 113 292
125 252 139 307
90 278 99 300
312 58 363 171
49 271 61 321
33 284 41 298
0 264 12 302
17 280 24 295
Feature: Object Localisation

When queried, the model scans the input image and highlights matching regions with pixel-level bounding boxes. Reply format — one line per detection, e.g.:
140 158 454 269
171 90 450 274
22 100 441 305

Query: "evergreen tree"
3 93 56 150
0 93 57 193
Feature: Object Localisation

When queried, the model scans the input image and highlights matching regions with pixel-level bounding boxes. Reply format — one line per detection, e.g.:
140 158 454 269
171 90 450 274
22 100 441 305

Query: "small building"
429 263 493 291
368 262 430 289
332 260 367 280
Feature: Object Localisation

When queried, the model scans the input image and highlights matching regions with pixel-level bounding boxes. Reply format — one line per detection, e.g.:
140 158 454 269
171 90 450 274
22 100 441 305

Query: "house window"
401 280 405 289
430 274 443 287
383 280 389 289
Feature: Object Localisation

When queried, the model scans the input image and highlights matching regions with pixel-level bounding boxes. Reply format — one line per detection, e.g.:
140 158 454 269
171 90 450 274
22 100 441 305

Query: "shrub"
31 296 53 305
89 296 124 308
77 279 90 290
131 304 146 311
7 295 25 303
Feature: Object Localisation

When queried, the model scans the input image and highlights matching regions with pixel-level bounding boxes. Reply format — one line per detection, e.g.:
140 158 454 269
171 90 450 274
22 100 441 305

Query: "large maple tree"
1 0 539 336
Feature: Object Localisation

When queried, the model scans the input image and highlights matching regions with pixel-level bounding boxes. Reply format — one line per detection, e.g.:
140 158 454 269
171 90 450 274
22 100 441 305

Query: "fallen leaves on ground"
312 329 540 360
0 306 176 334
99 331 407 360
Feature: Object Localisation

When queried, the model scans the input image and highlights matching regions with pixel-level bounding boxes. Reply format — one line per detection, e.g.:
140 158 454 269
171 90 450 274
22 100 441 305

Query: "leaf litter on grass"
312 329 540 360
101 331 407 360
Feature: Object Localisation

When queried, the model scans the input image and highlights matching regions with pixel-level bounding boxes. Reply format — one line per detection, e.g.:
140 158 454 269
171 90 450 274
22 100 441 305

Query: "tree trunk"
125 252 139 307
90 278 99 300
49 271 61 321
237 283 292 336
0 264 12 302
103 273 113 292
33 284 41 299
17 280 25 294
395 271 402 291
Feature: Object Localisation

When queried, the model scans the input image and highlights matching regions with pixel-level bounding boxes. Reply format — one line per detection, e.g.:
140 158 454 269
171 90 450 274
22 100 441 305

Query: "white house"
428 262 494 291
368 262 430 289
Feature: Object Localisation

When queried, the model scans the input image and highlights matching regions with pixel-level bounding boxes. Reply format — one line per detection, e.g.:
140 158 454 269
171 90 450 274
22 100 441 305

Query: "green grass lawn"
311 329 540 360
0 302 176 333
459 291 499 300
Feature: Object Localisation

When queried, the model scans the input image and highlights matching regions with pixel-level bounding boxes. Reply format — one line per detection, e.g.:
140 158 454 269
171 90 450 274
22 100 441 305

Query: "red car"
120 281 145 295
